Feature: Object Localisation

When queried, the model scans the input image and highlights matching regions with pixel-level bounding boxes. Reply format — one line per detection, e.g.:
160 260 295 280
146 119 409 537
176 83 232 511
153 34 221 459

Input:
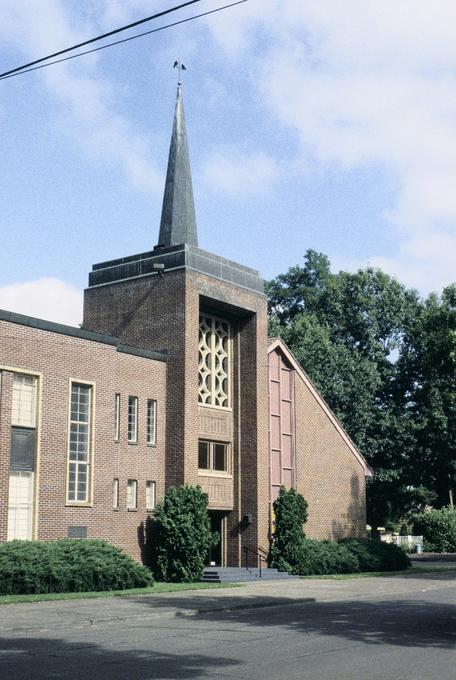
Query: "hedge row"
272 537 410 576
0 539 154 595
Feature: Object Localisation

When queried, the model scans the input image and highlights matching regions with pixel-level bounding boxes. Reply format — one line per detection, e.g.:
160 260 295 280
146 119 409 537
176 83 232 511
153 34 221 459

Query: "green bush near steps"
153 484 215 582
275 538 409 576
270 487 410 576
0 539 154 595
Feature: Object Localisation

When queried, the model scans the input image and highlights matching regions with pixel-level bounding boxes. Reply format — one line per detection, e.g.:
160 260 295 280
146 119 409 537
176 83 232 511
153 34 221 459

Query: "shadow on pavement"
128 591 456 650
404 569 456 580
0 636 241 680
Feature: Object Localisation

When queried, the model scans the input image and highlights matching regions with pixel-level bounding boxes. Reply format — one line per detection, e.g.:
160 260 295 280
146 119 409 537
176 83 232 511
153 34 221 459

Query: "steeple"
157 83 198 248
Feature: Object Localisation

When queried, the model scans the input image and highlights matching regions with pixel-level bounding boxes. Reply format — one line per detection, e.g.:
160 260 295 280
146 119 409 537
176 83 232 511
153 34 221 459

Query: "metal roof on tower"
157 83 198 248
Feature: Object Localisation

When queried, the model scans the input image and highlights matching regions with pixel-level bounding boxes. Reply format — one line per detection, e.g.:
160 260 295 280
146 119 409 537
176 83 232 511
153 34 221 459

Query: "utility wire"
0 0 205 79
0 1 247 82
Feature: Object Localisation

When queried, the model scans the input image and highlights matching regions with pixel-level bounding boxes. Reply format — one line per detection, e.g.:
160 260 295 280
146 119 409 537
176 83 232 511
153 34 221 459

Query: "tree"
266 250 456 527
153 485 213 582
267 250 418 470
397 285 456 507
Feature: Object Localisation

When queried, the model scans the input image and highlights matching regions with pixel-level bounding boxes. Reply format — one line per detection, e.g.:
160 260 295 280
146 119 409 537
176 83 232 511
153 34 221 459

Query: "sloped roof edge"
268 337 373 477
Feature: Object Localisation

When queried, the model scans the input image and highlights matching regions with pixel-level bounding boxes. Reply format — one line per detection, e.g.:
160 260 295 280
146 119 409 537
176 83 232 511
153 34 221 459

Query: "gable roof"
268 337 373 477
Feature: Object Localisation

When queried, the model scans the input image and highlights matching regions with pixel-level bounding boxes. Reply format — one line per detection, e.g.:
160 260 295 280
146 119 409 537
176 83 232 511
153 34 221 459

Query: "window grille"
67 383 92 503
147 399 157 446
198 315 230 407
12 374 37 428
128 397 138 443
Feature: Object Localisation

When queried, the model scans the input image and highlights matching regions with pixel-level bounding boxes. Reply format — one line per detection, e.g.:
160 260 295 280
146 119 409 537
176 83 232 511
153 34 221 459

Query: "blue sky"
0 0 455 326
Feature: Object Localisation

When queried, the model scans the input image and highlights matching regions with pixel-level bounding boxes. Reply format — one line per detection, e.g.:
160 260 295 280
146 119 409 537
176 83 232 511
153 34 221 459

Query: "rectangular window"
128 396 138 443
67 383 92 504
12 374 37 427
114 394 120 442
198 440 210 470
198 440 229 473
146 481 156 511
147 399 157 446
213 443 227 472
113 478 119 509
127 479 137 509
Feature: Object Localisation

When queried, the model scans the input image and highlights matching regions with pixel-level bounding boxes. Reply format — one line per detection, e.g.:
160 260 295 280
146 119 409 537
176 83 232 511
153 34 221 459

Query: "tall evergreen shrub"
270 487 308 572
153 485 213 582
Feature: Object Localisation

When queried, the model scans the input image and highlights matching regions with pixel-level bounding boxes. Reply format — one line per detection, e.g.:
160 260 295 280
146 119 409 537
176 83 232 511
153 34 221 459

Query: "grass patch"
0 581 239 606
300 566 456 580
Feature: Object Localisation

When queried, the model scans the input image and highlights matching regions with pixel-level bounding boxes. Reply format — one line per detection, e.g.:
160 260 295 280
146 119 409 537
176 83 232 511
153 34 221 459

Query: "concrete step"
202 566 300 583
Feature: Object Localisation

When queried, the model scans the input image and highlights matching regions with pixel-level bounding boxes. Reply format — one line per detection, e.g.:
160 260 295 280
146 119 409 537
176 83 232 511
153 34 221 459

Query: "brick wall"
0 319 166 561
84 270 186 491
294 369 367 539
85 267 270 567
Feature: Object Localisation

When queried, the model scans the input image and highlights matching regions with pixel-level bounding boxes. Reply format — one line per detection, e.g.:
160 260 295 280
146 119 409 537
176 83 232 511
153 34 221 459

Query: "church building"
0 84 371 566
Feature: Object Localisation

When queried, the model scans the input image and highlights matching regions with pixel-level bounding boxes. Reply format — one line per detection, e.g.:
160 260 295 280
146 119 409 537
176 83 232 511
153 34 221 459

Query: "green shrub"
153 485 213 582
270 487 308 573
289 538 409 576
339 538 410 572
293 540 360 576
269 486 409 575
0 539 154 595
412 507 456 552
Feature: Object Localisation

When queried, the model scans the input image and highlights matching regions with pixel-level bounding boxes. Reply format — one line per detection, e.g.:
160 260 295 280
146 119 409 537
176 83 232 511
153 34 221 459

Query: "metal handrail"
243 545 268 578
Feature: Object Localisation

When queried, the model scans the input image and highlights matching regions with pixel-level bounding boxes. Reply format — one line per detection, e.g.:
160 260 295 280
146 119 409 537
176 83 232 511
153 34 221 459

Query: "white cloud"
206 0 456 290
202 150 280 196
0 0 161 194
0 279 83 326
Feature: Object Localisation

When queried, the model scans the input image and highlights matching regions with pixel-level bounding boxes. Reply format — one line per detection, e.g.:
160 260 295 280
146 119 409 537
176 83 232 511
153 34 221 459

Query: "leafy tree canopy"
267 251 455 525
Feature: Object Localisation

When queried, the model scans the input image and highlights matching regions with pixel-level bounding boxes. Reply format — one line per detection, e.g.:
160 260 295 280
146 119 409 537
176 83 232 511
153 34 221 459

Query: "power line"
0 0 205 79
0 1 247 82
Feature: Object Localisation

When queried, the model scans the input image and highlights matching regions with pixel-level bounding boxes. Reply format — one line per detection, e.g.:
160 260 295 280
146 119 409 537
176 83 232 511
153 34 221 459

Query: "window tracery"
198 315 230 407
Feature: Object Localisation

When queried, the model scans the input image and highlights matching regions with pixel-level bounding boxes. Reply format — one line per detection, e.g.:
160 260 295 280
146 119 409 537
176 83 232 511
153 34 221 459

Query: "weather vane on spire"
173 60 186 86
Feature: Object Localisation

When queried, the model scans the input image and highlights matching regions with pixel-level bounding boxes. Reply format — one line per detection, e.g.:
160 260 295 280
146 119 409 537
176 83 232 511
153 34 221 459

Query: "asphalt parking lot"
1 569 455 680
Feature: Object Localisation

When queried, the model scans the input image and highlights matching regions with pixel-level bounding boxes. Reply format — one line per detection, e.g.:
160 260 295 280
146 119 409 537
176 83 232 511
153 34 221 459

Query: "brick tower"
83 84 269 566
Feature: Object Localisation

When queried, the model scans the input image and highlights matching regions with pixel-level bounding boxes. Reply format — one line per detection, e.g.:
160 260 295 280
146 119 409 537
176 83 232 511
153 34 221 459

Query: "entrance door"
7 470 34 540
207 512 224 566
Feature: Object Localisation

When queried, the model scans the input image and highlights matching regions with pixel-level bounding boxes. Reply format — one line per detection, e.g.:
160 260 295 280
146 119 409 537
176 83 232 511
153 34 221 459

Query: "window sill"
198 403 232 413
65 502 93 508
127 441 138 446
147 443 157 448
198 470 232 479
127 507 138 512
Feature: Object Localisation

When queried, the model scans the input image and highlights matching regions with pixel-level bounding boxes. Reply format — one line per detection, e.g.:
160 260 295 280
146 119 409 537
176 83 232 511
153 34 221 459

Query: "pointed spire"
157 83 198 248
